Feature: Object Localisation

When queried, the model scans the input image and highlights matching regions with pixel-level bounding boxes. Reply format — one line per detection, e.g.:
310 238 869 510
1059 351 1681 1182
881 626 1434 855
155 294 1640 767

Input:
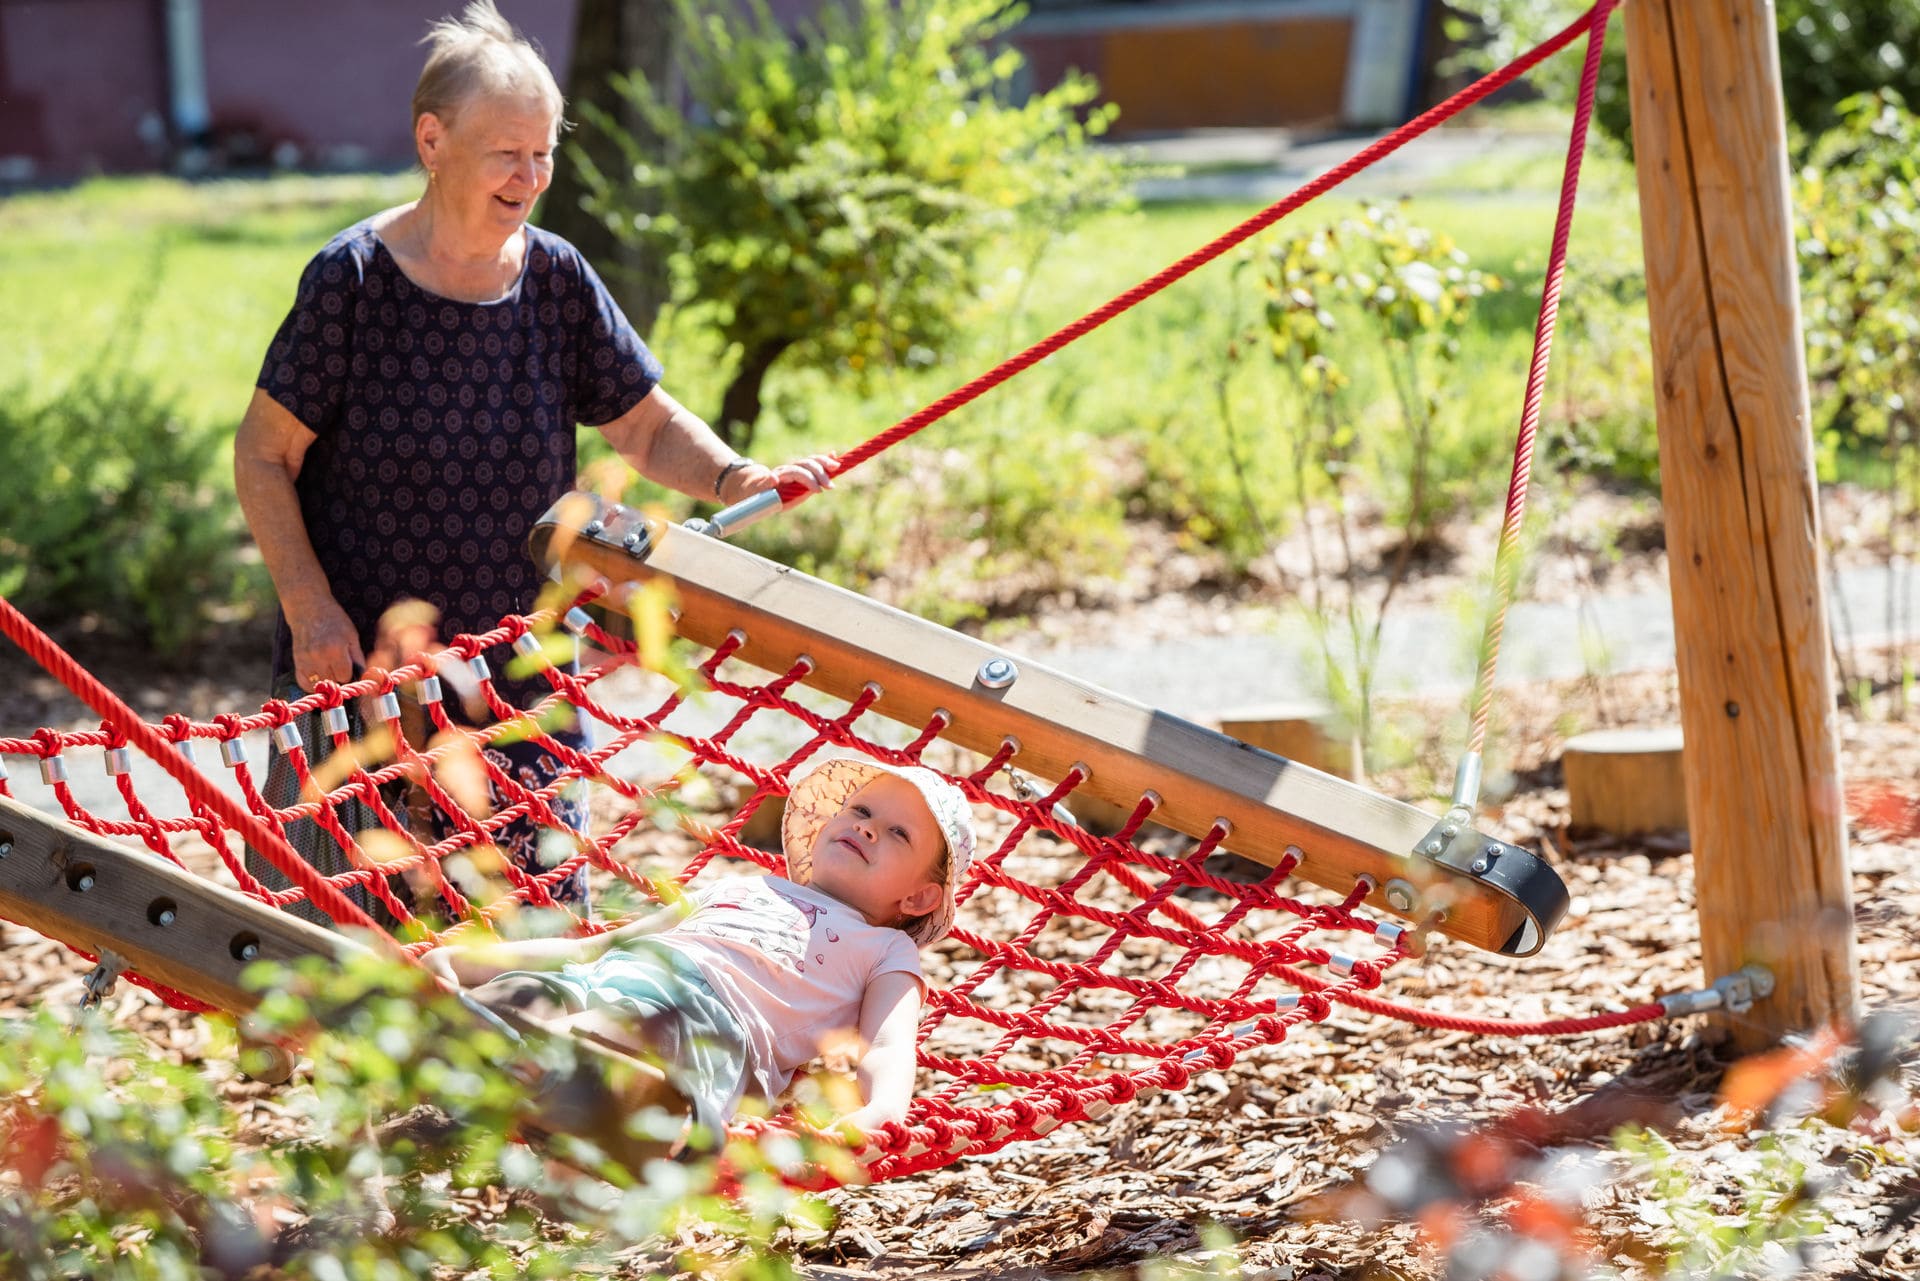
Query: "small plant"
1799 89 1920 718
1209 204 1502 774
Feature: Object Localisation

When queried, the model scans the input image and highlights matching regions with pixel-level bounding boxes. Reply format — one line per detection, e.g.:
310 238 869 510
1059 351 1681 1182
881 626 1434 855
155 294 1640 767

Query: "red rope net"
2 590 1455 1181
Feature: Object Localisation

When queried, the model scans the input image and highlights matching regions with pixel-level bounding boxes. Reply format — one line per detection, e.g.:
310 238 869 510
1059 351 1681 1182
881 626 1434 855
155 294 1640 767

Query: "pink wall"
0 0 169 175
0 0 577 179
197 0 576 169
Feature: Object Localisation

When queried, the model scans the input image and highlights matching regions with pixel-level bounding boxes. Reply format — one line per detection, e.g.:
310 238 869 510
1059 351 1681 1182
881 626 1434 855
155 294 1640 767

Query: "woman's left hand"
724 452 837 504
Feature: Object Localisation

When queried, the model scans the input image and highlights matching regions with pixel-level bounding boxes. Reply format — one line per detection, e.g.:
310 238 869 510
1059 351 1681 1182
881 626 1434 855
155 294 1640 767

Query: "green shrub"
1446 0 1920 154
575 0 1131 447
0 367 255 654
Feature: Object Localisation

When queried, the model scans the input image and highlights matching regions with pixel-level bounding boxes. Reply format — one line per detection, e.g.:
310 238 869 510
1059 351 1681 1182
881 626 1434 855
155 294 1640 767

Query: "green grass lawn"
0 144 1642 444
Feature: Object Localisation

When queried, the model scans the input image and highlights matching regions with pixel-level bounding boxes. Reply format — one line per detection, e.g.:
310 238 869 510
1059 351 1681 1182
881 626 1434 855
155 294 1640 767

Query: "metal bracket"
1400 802 1568 957
1657 964 1776 1018
77 948 129 1015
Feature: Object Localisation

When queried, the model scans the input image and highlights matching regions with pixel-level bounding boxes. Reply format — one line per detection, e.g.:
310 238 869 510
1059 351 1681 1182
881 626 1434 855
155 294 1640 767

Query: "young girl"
423 758 975 1145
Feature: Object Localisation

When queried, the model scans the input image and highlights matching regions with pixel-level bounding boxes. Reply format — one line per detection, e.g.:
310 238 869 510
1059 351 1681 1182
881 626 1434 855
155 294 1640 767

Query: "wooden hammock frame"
530 494 1570 958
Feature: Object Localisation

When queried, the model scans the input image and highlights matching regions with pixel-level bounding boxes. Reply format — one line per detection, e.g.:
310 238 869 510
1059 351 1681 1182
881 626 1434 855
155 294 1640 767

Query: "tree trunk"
540 0 674 340
716 337 796 452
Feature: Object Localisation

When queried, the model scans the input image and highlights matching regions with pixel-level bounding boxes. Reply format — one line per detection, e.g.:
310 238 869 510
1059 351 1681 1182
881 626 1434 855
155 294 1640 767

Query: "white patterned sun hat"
780 759 977 946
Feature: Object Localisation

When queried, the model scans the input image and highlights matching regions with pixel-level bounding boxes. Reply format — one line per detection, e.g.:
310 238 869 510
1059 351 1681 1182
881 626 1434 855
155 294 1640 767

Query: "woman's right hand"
289 596 365 689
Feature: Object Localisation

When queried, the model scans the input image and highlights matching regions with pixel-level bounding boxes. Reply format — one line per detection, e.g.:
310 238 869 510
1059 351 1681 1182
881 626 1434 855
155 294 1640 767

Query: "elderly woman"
234 0 829 927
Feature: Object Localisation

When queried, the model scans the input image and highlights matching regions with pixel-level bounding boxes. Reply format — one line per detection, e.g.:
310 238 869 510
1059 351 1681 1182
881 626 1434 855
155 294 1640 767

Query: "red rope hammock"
0 2 1661 1185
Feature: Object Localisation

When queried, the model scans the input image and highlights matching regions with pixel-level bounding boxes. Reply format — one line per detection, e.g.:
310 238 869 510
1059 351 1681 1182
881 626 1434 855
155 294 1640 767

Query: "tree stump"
1562 726 1688 835
1215 704 1355 780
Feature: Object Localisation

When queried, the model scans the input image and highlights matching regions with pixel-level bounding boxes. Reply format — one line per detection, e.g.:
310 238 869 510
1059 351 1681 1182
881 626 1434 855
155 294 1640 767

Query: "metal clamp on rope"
1005 764 1078 830
78 949 129 1015
1657 964 1775 1018
685 488 783 541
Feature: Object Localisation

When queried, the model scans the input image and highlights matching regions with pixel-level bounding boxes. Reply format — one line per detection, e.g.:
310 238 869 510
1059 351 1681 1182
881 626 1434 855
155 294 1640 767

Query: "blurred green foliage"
0 950 832 1278
1446 0 1920 153
574 0 1131 448
0 262 259 653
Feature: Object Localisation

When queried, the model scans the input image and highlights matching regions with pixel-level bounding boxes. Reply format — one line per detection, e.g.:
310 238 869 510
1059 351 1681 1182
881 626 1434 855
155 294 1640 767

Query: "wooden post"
1622 0 1857 1047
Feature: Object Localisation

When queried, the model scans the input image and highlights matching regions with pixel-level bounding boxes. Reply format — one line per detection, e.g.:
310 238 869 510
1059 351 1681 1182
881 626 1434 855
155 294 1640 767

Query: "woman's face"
418 92 558 241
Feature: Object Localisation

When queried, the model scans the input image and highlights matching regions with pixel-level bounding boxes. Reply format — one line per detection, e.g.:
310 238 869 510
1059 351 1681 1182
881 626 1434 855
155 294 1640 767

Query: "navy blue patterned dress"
250 220 661 920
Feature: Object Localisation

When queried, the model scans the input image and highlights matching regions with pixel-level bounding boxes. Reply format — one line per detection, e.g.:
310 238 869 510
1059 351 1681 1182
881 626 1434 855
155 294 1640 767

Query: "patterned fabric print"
256 219 663 717
250 685 591 923
437 737 592 910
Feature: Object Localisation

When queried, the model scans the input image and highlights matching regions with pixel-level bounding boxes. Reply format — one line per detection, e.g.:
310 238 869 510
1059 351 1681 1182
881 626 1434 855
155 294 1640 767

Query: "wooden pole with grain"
1621 0 1857 1048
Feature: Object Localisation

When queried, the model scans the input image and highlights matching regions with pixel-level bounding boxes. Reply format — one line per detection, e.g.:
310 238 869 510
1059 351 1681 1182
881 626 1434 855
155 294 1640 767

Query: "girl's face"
417 92 557 242
806 775 945 928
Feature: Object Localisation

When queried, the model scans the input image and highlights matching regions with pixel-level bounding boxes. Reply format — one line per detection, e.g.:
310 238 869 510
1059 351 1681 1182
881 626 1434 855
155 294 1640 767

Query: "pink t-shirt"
660 875 925 1098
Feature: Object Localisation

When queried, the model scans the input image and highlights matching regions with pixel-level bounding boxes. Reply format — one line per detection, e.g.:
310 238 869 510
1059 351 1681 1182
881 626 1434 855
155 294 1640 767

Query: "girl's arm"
421 902 683 988
837 970 926 1136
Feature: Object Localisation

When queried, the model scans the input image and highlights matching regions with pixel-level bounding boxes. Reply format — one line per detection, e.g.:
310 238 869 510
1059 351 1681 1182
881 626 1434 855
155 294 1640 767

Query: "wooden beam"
1622 0 1857 1046
533 500 1570 956
0 793 355 1011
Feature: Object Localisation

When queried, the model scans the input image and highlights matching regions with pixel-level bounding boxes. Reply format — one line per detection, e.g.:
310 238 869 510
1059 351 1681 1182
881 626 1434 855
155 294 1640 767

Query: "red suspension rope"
0 595 404 953
1466 0 1620 755
777 0 1614 504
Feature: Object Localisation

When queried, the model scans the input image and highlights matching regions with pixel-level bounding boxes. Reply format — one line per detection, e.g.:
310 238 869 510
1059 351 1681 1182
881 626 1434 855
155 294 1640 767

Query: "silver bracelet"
713 457 754 498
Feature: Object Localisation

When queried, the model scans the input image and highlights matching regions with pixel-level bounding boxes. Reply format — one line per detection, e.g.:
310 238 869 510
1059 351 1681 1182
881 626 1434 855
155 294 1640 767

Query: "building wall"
0 0 1427 180
0 0 170 177
195 0 575 169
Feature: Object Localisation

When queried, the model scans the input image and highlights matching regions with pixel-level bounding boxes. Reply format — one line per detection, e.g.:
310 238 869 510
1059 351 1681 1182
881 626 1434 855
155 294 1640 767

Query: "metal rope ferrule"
1657 964 1775 1018
685 488 784 541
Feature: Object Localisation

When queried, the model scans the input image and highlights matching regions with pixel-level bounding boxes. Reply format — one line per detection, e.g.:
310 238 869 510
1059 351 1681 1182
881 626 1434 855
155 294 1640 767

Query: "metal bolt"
977 657 1018 689
0 839 12 860
623 530 643 551
154 907 176 927
1383 878 1418 912
1484 843 1502 858
236 942 260 962
73 872 95 892
1440 823 1458 839
584 519 604 536
1421 839 1444 856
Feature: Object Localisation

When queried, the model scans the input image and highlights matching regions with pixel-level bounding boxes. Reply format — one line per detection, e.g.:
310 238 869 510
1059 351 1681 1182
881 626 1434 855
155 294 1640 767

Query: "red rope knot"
1297 991 1334 1021
160 713 194 744
867 1119 911 1153
1197 1041 1237 1070
1156 1062 1192 1092
1350 959 1387 991
28 726 63 758
1104 1075 1139 1105
1007 1098 1041 1132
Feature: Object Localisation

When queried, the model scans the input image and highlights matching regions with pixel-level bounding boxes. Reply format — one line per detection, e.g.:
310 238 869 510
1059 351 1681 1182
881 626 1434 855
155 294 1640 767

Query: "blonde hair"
411 1 564 130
